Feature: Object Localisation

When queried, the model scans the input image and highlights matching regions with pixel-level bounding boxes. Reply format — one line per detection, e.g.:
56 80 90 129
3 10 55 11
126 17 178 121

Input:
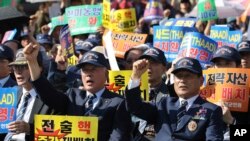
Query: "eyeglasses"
12 65 29 71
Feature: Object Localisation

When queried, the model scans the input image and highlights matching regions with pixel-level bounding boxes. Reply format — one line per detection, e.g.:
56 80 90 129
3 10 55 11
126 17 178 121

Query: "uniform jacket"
125 86 224 141
32 76 133 141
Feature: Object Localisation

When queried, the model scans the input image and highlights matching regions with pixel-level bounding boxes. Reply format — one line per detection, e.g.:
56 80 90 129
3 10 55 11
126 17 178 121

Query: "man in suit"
0 44 17 88
125 57 224 141
4 49 58 141
23 43 133 141
132 47 177 141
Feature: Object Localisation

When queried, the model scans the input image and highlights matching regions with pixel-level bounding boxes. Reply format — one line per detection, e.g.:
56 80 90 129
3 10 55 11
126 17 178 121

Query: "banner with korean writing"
26 0 60 3
153 25 197 62
102 0 111 29
197 0 218 21
201 68 250 112
34 115 98 141
0 0 19 7
143 0 163 23
228 30 242 48
59 25 76 66
0 87 18 133
49 15 67 35
65 4 102 35
107 70 149 101
210 25 242 48
160 18 197 27
103 30 147 58
178 32 217 68
110 8 137 32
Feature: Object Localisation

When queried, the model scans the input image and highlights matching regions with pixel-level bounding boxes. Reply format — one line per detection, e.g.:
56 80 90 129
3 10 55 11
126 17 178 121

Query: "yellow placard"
67 55 77 66
107 70 149 101
200 68 250 112
102 0 111 29
34 115 98 141
110 8 137 32
103 30 147 58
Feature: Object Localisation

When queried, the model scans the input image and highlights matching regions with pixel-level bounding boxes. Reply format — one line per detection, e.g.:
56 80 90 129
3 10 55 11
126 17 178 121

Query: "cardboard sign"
153 24 197 62
110 8 137 32
143 0 163 23
210 25 242 48
103 30 147 58
201 68 250 112
0 87 18 133
107 70 149 101
65 4 102 35
198 0 218 21
34 115 98 141
178 32 217 68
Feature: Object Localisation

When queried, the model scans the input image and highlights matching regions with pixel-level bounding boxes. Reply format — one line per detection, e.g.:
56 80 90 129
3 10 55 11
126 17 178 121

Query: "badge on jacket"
188 120 197 132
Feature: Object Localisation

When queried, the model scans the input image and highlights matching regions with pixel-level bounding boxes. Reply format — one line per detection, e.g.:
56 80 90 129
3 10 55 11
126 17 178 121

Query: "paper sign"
107 70 149 101
65 4 103 35
178 32 217 68
201 68 250 112
198 0 218 21
0 87 18 133
103 30 147 58
34 115 98 141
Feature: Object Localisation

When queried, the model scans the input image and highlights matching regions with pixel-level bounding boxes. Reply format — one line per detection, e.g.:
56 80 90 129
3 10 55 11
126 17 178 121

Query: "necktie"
85 94 96 113
17 92 31 120
177 100 188 125
149 89 156 101
4 92 31 141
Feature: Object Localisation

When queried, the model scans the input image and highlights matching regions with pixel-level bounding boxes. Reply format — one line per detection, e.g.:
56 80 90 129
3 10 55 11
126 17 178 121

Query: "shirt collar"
86 87 105 99
179 95 199 110
0 75 10 87
22 88 37 98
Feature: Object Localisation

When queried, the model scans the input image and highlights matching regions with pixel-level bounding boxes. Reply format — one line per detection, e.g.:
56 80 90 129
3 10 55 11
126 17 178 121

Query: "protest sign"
201 68 250 112
178 32 217 68
107 70 149 101
160 18 197 28
0 87 18 133
143 0 163 23
1 29 17 44
153 22 197 62
102 0 111 29
49 15 67 35
66 4 102 35
35 115 98 140
210 25 242 48
110 8 137 32
197 0 218 21
59 25 77 66
103 30 147 58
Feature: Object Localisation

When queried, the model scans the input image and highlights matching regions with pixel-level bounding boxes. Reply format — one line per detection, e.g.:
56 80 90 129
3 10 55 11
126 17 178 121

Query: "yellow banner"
34 115 98 141
107 70 149 101
110 8 137 32
102 0 111 29
103 30 147 58
201 68 250 112
67 55 77 66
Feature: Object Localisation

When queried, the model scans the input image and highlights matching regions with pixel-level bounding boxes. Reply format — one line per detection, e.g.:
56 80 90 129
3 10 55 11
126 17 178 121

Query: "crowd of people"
0 0 250 141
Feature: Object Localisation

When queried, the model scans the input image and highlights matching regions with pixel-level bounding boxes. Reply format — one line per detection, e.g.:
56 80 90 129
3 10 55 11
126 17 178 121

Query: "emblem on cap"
216 48 232 55
83 53 98 62
188 120 197 132
145 48 159 57
177 59 193 67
